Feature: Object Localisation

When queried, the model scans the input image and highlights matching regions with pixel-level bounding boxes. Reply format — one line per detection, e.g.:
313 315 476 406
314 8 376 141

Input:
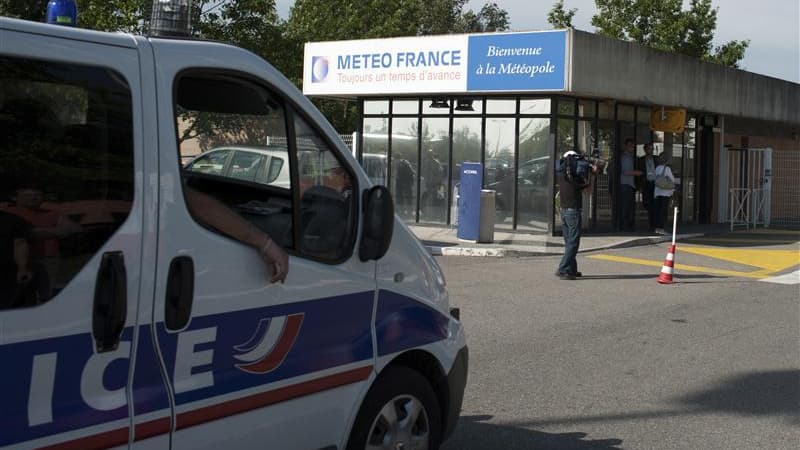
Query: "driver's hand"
259 238 289 283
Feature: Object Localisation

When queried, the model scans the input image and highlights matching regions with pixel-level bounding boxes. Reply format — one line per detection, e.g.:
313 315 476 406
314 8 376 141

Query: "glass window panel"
1 56 134 308
520 98 551 115
517 118 551 231
174 72 297 254
617 104 635 122
454 98 482 115
420 118 450 224
294 115 356 259
187 150 230 176
391 117 419 221
392 99 419 115
598 100 614 120
578 99 596 118
637 106 651 124
485 98 516 114
636 124 652 157
451 117 482 224
361 118 389 187
557 118 575 154
577 120 595 153
229 151 263 182
484 118 515 229
557 98 575 116
364 99 389 115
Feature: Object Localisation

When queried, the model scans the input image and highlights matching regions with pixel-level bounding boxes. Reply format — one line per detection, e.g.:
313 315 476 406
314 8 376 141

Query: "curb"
425 233 705 257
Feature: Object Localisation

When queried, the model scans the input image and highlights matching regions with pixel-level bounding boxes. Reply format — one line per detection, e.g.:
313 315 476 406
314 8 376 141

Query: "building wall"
570 30 800 125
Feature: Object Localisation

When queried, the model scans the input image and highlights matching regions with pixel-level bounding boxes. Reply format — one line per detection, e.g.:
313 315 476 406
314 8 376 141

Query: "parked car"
185 146 291 189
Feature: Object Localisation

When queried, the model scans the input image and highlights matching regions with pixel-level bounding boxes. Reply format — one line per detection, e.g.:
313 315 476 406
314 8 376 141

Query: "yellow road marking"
684 238 800 244
678 246 800 272
588 254 770 279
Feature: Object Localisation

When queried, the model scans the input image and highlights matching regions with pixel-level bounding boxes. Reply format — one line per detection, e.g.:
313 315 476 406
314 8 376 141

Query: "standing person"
619 138 642 231
555 151 596 280
637 143 658 231
653 155 676 235
3 186 81 298
0 209 32 308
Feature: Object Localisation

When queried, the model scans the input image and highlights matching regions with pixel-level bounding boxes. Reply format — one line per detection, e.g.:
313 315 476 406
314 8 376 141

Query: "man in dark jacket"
636 143 658 231
555 151 597 280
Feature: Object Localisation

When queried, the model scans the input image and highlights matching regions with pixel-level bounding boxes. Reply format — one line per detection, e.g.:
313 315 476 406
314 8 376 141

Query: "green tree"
590 0 749 67
547 0 577 29
0 0 50 21
0 0 150 32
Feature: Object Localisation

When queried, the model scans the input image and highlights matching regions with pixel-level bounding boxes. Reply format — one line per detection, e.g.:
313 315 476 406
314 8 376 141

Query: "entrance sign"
304 30 568 96
466 31 567 91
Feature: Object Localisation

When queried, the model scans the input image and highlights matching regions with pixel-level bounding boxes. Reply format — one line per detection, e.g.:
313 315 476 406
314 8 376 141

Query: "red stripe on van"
35 365 372 450
134 416 172 441
36 427 128 450
176 365 373 430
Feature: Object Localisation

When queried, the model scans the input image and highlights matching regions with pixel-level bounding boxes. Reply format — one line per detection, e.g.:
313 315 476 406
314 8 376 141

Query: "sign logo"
233 314 304 374
311 56 330 82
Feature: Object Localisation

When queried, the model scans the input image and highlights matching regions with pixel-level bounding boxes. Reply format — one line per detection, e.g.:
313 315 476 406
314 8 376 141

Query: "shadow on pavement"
474 370 800 431
442 415 624 450
679 369 800 421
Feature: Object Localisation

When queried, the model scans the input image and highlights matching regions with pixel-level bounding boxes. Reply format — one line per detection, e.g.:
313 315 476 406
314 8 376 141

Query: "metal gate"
719 147 772 229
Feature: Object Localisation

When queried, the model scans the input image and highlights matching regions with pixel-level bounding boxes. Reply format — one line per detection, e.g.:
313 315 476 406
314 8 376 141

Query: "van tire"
346 366 442 450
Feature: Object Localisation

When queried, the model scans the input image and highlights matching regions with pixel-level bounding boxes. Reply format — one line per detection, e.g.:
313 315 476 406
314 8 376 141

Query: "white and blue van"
0 16 467 450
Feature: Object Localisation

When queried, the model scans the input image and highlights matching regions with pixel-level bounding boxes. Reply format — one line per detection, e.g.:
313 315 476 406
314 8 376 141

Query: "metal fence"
771 149 800 228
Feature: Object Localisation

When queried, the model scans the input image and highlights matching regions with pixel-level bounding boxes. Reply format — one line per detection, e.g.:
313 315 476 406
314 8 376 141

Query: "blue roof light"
46 0 78 27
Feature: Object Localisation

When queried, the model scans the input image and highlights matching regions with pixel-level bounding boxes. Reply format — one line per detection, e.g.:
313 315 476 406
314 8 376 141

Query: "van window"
295 115 356 261
175 74 295 249
0 56 134 309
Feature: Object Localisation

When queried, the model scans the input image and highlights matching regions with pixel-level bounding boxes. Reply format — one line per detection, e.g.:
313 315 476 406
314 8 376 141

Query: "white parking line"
759 270 800 285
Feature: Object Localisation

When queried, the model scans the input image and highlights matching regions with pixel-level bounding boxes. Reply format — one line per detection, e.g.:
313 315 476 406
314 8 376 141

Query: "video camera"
557 149 607 187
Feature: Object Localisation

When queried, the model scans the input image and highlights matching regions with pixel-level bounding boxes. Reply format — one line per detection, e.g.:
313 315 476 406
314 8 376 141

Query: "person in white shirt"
653 155 676 235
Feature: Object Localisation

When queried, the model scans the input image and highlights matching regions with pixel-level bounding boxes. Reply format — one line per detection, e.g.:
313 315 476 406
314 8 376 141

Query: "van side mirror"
359 185 394 261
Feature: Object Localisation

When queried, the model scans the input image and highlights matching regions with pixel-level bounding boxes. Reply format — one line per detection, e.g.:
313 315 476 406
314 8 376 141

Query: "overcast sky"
276 0 799 83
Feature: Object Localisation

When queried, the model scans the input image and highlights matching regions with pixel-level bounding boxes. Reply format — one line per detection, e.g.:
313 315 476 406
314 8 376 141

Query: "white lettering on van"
81 342 131 411
174 327 217 394
28 353 58 426
464 170 478 174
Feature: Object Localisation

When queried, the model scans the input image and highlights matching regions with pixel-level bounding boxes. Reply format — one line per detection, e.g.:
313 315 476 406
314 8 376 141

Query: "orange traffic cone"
657 244 676 284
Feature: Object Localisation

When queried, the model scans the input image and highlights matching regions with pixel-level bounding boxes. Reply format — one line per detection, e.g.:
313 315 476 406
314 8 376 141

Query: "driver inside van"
321 151 352 197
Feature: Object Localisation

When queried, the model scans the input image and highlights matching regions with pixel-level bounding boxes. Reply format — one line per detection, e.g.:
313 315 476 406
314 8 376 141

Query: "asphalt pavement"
437 232 800 450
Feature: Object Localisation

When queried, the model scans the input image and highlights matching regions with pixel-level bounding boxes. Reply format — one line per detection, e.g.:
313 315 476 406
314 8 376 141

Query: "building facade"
304 29 800 233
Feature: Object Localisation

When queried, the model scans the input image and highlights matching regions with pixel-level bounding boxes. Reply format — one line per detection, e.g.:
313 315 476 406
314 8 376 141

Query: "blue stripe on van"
375 289 449 356
0 289 450 447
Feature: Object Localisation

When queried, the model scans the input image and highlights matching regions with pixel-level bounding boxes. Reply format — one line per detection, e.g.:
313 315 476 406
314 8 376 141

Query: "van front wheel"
347 366 442 450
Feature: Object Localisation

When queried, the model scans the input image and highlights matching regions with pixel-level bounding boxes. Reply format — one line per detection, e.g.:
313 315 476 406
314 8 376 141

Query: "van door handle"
165 256 194 331
93 252 127 353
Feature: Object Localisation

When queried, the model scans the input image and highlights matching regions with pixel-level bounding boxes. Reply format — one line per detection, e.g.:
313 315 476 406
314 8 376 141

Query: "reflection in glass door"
391 117 419 222
517 118 550 231
420 117 450 224
485 118 516 229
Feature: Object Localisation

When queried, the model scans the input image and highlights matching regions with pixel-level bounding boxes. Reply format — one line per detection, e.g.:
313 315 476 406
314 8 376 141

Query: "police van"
0 16 467 450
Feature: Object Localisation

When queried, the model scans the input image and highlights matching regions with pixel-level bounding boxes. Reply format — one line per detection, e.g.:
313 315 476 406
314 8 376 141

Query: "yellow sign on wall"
650 107 686 133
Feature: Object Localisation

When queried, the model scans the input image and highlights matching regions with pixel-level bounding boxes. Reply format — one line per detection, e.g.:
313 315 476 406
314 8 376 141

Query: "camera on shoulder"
556 149 607 187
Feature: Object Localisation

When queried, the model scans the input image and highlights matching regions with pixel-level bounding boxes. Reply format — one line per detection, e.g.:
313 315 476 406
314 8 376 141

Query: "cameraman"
556 151 597 280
